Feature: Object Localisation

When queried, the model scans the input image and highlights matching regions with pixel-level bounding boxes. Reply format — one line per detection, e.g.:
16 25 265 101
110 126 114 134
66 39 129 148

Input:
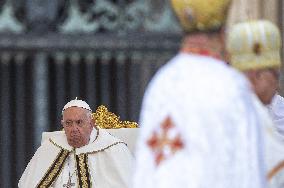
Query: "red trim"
181 47 222 60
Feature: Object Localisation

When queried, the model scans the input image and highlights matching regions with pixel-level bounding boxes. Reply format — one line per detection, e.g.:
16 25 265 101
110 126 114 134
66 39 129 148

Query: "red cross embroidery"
147 116 184 166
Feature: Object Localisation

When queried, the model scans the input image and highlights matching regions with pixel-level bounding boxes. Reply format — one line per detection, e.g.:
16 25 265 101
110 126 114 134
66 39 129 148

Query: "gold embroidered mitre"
92 105 138 129
227 20 281 71
171 0 231 32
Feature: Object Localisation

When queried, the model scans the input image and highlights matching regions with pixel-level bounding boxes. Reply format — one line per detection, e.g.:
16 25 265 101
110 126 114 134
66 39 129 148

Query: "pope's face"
62 107 93 148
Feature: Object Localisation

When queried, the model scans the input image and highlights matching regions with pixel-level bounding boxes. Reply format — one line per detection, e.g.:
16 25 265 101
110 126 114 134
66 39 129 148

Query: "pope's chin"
67 138 85 148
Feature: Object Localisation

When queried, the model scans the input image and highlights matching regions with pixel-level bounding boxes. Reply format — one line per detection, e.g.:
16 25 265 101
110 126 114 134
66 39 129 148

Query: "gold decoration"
227 20 281 71
37 149 70 188
171 0 231 32
76 154 91 188
253 42 261 55
92 105 138 129
50 139 72 152
86 141 127 155
267 160 284 180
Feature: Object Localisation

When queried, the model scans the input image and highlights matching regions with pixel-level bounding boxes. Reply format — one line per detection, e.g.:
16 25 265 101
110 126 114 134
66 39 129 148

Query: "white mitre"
62 98 92 113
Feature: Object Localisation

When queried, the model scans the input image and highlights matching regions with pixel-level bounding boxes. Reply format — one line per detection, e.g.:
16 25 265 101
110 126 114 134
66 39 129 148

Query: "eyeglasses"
62 119 86 127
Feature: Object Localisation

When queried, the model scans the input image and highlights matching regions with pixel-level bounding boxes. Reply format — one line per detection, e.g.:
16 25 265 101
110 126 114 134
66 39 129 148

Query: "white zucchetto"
62 98 92 113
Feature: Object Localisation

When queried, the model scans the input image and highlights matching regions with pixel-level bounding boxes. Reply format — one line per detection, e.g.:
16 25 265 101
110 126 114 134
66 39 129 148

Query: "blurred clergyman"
133 0 266 188
227 20 284 188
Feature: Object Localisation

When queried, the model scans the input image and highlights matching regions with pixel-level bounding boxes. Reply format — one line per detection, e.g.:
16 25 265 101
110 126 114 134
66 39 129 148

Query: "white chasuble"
19 128 133 188
253 95 284 188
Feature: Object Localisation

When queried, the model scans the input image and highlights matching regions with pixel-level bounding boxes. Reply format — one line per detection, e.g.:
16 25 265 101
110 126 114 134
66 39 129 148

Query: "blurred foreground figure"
133 0 266 188
227 20 284 187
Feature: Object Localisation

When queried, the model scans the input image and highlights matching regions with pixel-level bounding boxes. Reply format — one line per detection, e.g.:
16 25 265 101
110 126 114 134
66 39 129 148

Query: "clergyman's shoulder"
41 131 65 145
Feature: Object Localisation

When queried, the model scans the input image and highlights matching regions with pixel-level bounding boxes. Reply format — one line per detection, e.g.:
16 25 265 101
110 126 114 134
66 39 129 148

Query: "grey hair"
86 111 93 120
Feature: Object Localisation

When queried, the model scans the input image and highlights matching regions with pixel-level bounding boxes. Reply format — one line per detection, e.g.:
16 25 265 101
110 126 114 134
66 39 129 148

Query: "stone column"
261 0 279 24
226 0 261 29
33 53 49 147
0 53 12 188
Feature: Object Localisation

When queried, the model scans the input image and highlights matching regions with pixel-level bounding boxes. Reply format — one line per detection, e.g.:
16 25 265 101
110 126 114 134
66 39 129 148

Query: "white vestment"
256 94 284 187
133 53 266 188
19 128 133 188
268 94 284 138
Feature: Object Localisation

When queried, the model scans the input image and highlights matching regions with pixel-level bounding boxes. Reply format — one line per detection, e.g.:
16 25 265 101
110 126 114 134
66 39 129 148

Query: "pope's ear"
91 113 96 126
90 119 95 127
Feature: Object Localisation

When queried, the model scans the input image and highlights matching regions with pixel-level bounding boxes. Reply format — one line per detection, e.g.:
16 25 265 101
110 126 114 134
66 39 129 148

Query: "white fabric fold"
268 94 284 138
19 128 133 188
